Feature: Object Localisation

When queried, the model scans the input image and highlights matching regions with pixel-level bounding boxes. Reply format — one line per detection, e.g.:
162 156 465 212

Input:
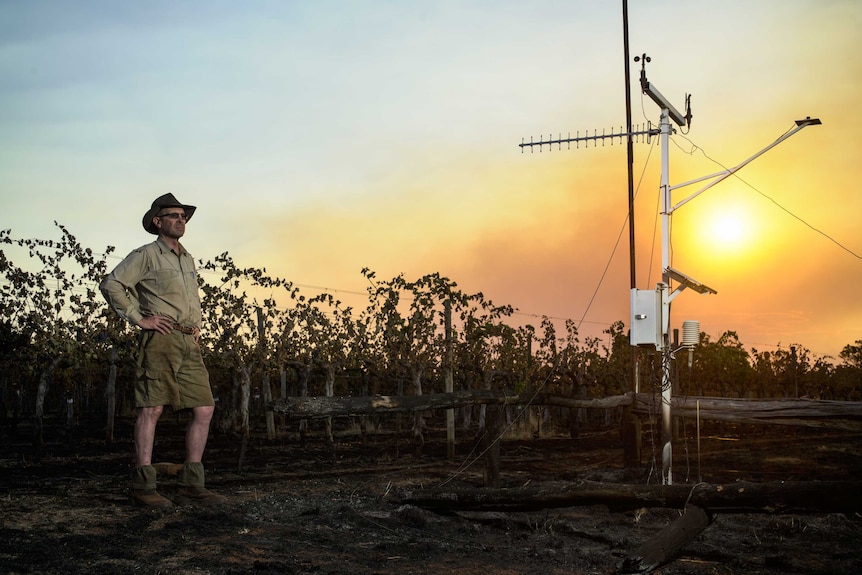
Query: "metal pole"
661 334 673 484
659 107 673 485
622 0 639 393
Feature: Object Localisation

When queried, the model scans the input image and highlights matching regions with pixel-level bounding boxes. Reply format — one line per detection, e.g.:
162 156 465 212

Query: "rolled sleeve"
100 249 148 326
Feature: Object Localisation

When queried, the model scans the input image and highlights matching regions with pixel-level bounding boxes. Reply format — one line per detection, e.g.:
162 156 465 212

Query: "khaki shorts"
135 330 213 409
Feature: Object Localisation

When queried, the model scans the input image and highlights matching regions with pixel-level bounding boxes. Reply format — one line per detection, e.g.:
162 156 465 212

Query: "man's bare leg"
185 405 215 462
134 405 163 466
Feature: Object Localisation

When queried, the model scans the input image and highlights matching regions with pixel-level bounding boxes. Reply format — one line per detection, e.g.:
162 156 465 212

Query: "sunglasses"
157 212 188 221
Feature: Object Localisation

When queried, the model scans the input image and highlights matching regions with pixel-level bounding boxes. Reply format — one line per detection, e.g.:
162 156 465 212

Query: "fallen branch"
269 391 630 419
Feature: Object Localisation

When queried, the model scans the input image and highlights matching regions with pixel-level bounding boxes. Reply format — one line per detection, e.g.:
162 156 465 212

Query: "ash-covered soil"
1 416 860 575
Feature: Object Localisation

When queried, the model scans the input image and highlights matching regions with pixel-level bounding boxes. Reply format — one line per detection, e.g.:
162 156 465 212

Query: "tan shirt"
100 237 202 328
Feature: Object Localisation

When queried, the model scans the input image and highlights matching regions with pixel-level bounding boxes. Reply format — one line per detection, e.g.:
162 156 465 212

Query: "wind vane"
519 55 681 153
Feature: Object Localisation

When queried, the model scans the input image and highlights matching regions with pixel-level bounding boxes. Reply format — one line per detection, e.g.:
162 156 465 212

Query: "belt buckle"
172 322 194 335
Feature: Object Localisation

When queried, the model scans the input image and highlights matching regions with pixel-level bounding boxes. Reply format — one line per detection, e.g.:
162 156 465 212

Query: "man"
101 193 225 507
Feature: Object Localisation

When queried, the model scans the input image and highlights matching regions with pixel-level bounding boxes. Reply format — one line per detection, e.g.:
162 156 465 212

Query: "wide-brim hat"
142 193 197 234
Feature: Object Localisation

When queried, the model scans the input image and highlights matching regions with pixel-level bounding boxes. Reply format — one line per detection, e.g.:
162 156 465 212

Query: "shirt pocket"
155 268 185 300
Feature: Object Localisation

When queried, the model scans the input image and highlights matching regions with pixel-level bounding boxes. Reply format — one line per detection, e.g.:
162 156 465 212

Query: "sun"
690 204 755 257
710 213 746 245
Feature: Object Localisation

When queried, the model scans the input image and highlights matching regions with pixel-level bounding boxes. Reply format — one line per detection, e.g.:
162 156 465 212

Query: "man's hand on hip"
138 315 173 335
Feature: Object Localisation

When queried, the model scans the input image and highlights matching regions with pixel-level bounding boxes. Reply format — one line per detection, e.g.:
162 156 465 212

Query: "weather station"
521 52 821 485
628 54 820 485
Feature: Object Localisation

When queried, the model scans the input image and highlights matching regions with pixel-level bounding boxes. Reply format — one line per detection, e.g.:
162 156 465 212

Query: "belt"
171 322 196 335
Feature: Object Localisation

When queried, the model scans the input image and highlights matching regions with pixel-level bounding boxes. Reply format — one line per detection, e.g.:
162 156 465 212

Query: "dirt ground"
1 414 860 575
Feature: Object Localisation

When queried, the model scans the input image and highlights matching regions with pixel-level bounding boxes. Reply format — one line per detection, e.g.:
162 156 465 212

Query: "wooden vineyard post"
262 371 275 440
105 345 117 444
257 308 276 440
621 404 641 469
279 367 287 432
324 364 335 447
484 404 503 488
444 300 455 460
523 333 533 438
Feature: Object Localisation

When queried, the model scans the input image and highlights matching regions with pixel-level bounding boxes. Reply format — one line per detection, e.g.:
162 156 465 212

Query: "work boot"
130 465 173 508
175 462 227 505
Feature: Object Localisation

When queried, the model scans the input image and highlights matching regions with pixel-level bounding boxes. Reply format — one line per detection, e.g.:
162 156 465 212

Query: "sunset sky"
1 1 860 360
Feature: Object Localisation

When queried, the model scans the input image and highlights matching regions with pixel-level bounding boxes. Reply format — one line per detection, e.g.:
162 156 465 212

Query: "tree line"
1 224 860 453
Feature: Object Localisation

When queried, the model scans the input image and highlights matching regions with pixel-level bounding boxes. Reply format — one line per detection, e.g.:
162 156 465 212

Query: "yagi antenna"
519 123 656 153
519 54 692 153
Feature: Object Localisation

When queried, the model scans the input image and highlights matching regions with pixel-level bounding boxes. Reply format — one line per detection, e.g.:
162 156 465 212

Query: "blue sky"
1 1 860 358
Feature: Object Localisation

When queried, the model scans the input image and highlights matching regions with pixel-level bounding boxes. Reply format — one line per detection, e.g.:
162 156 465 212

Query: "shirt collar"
155 236 188 256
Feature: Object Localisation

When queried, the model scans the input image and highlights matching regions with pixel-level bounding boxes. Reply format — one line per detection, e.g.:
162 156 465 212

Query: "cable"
576 131 658 331
647 173 660 287
434 354 562 489
673 130 862 261
576 211 628 331
511 310 614 328
636 139 659 288
198 262 619 331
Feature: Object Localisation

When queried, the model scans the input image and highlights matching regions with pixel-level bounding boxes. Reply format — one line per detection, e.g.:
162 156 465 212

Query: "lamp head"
795 117 822 127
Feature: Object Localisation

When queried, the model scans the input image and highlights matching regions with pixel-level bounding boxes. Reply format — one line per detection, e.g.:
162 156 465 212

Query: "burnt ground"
1 413 861 575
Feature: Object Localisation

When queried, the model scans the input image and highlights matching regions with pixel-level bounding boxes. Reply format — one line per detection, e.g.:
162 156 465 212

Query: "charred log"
401 480 862 515
616 505 713 574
